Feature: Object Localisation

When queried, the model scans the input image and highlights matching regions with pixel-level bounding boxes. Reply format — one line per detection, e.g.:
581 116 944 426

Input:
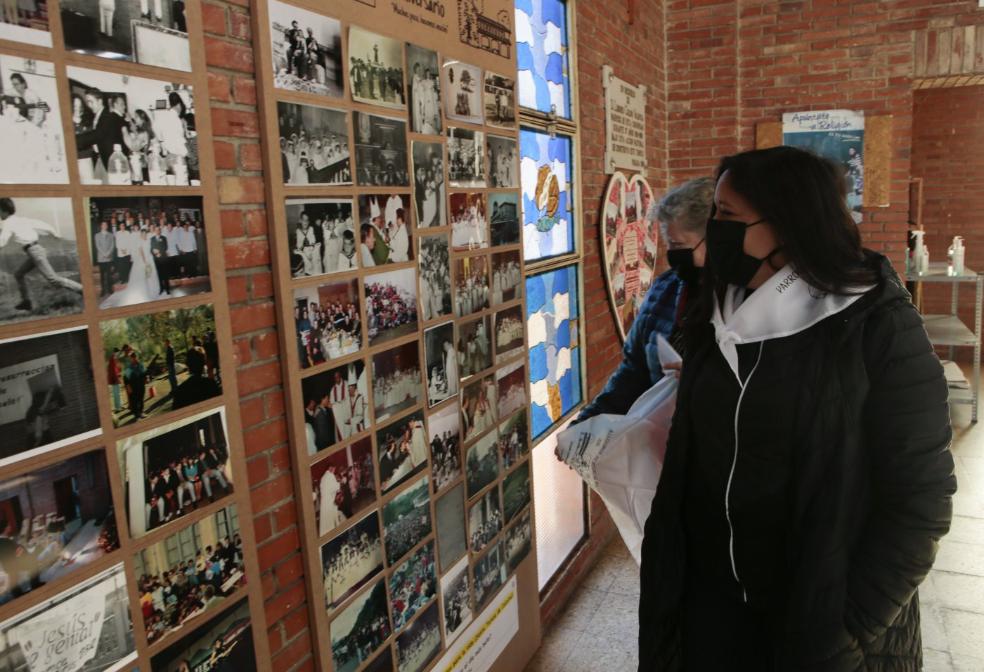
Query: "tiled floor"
526 398 984 672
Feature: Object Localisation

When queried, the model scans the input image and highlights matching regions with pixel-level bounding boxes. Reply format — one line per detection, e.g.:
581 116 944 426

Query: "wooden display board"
250 1 542 671
0 2 269 670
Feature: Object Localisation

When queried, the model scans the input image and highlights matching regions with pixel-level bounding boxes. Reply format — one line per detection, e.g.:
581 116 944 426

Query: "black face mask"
667 239 703 286
705 218 780 287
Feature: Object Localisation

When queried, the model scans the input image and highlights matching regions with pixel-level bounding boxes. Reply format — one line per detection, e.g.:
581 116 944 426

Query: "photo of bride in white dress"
100 227 161 308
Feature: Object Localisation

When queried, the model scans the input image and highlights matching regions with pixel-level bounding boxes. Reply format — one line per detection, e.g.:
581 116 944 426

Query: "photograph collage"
263 3 534 671
0 2 261 670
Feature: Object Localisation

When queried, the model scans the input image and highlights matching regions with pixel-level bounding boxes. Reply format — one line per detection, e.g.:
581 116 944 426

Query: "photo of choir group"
321 509 383 611
294 279 362 368
286 197 357 278
453 254 490 318
492 250 523 305
312 437 376 536
495 304 525 363
372 341 422 423
278 101 351 185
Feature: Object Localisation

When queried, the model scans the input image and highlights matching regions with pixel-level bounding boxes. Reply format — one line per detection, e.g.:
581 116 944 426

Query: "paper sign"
435 575 519 672
0 355 59 426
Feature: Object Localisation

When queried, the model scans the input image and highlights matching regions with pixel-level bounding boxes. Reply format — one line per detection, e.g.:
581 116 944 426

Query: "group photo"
278 102 350 185
492 250 523 305
301 360 369 454
457 315 492 379
505 510 532 573
268 0 343 97
382 475 431 566
489 193 520 247
443 62 482 126
502 461 531 524
424 322 457 408
348 26 405 109
498 410 529 470
365 267 418 346
406 45 441 135
358 193 413 267
89 196 210 309
376 410 428 494
151 598 254 672
69 68 198 186
418 234 452 322
473 542 505 611
496 361 526 420
461 374 497 442
0 327 101 466
487 135 518 188
483 72 516 128
354 111 408 187
465 430 499 499
117 408 233 538
411 141 446 229
0 197 83 325
321 510 383 611
395 601 441 672
435 484 465 573
330 579 390 672
468 487 502 554
294 279 362 368
312 437 376 536
447 128 485 187
453 254 490 317
0 55 68 184
100 304 222 427
389 541 436 630
286 198 357 278
494 305 525 363
371 341 422 423
428 402 461 491
450 192 488 251
440 558 473 643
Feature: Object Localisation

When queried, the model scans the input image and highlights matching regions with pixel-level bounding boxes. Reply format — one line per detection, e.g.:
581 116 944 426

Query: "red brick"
247 453 270 484
272 502 297 532
226 275 248 303
204 37 255 73
201 2 226 35
253 512 274 545
264 389 286 419
243 418 289 458
252 271 275 299
239 141 263 171
229 9 251 41
212 108 259 138
220 209 244 239
251 473 294 514
208 71 231 103
265 581 308 634
224 238 270 269
232 336 251 368
214 140 236 170
253 330 280 360
237 361 282 396
274 553 305 587
219 176 265 204
245 209 269 237
271 631 313 672
234 77 258 106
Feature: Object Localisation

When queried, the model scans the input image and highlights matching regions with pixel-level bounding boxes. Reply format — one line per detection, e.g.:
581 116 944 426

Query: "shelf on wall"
922 315 979 347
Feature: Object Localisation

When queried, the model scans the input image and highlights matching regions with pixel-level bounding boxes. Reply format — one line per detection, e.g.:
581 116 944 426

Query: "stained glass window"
519 128 574 262
526 264 581 440
515 0 571 118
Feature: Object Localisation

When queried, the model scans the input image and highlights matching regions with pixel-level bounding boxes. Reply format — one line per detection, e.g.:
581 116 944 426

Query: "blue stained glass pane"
515 0 571 118
519 129 575 262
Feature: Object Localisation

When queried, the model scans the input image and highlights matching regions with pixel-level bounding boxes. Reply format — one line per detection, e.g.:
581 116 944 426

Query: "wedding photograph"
473 541 505 611
453 254 490 317
372 341 422 423
68 67 199 186
411 141 445 228
312 437 376 537
0 326 101 467
457 315 492 379
498 410 529 470
354 111 408 187
301 359 369 454
0 55 68 184
440 557 473 644
395 601 441 672
88 196 210 309
442 61 482 126
286 198 357 278
357 193 413 267
418 234 452 322
151 597 255 672
424 322 457 408
483 72 516 129
428 402 461 491
117 407 233 538
487 135 517 189
330 579 390 672
447 127 485 187
435 483 465 572
366 267 418 346
0 197 83 325
489 192 519 247
505 509 532 573
0 0 50 46
450 192 488 251
376 410 428 495
496 360 526 420
101 303 222 427
502 461 531 525
494 305 524 363
349 26 405 108
321 509 383 611
491 250 523 305
135 505 245 645
277 102 350 185
468 486 501 554
406 44 441 135
268 0 342 98
389 540 436 631
293 279 362 368
0 450 119 610
461 374 497 443
465 429 498 500
382 475 431 566
60 0 190 71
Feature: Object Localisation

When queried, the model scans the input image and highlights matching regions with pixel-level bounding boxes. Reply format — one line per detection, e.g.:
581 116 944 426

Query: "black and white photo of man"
412 141 445 229
486 135 518 189
348 26 405 109
440 558 473 644
354 111 408 187
483 72 515 129
443 61 482 126
0 56 68 183
447 127 485 188
268 0 342 97
286 198 355 279
406 44 441 135
419 234 452 322
424 322 456 408
278 102 350 185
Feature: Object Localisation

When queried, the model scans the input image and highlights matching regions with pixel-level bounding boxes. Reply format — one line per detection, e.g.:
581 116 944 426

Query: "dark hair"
9 74 25 85
168 92 186 115
0 198 15 216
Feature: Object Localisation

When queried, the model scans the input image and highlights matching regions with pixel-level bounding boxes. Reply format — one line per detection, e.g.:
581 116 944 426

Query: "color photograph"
151 597 255 672
293 279 362 368
468 486 501 553
424 322 457 408
496 360 526 420
389 540 436 631
461 373 497 443
0 55 68 184
494 304 524 363
268 0 343 98
440 557 473 644
286 197 357 278
489 192 520 247
505 509 532 574
354 111 409 187
277 102 350 185
301 359 369 454
483 72 515 129
312 437 376 537
382 475 431 566
376 410 428 495
406 44 441 135
491 250 523 306
450 192 488 251
330 582 389 672
357 193 413 267
442 61 482 126
348 26 405 109
321 509 383 611
411 141 445 228
372 341 422 423
465 429 499 500
435 483 465 573
487 135 518 188
502 461 531 524
365 267 418 346
473 541 505 611
453 254 490 317
498 410 529 470
428 402 461 492
419 233 452 322
457 315 492 380
395 600 441 672
447 127 485 188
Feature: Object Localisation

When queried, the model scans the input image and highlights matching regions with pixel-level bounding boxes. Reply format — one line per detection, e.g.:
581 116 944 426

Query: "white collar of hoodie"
711 265 873 382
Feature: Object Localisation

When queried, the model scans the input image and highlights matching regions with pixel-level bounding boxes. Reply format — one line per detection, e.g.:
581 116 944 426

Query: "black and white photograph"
68 67 199 186
0 55 68 184
494 305 524 363
312 437 376 536
440 557 473 644
0 197 82 325
151 597 255 672
277 102 350 185
0 327 101 467
354 111 408 187
0 564 137 672
358 193 413 267
498 410 529 470
502 461 531 526
457 315 492 379
268 0 343 98
60 0 190 71
453 254 490 318
419 233 451 322
294 280 362 368
366 267 418 346
382 475 431 566
0 450 119 609
376 410 428 495
505 509 531 574
372 341 422 423
0 0 50 47
328 579 390 672
447 127 485 187
468 486 501 553
461 374 497 443
424 322 457 408
395 600 441 672
88 196 209 309
406 44 441 135
465 428 498 499
101 304 222 427
483 72 515 129
301 360 369 455
349 26 405 109
435 483 465 573
135 505 245 645
489 192 519 247
450 192 488 251
411 141 445 228
389 540 436 631
442 61 482 126
322 510 383 611
492 249 523 306
486 135 517 188
496 360 526 420
117 407 233 538
286 198 357 278
365 648 394 672
473 542 505 611
428 402 461 491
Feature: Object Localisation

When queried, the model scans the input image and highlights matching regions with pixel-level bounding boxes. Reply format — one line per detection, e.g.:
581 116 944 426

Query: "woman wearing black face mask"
638 146 955 671
575 177 713 422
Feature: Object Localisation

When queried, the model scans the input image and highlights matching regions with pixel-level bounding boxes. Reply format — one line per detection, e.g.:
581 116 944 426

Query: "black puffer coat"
639 254 957 671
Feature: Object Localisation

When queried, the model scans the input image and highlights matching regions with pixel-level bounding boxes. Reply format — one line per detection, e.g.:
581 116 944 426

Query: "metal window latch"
547 106 558 137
